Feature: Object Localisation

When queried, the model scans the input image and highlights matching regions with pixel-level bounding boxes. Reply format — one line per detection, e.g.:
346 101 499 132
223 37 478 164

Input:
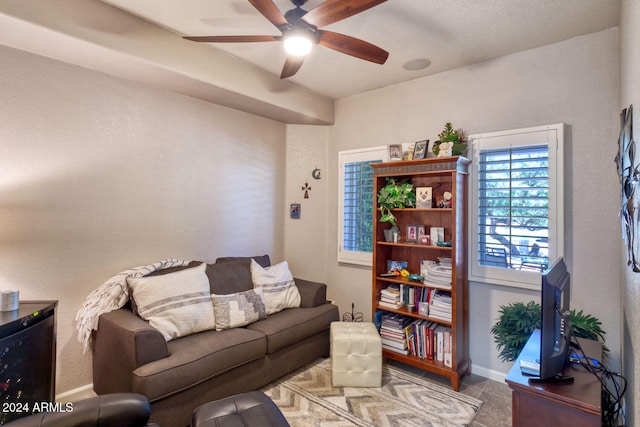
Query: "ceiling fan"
183 0 389 79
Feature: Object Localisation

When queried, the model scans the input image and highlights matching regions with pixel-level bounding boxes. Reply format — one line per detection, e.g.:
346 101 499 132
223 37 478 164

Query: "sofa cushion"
250 260 300 315
247 304 338 354
127 263 215 341
211 288 267 331
215 255 271 268
205 261 254 295
132 328 266 401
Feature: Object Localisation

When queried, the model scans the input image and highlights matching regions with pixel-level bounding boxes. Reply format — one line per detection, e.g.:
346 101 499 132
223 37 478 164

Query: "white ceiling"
97 0 621 99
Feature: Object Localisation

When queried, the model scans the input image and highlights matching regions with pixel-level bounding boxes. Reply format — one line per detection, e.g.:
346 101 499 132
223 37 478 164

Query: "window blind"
343 160 380 252
477 145 549 270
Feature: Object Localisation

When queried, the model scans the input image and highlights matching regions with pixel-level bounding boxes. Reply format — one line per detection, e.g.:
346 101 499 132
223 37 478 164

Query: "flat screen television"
531 257 573 383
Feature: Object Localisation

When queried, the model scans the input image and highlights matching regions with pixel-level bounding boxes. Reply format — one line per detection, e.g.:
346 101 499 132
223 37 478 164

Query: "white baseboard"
471 363 507 383
56 383 96 402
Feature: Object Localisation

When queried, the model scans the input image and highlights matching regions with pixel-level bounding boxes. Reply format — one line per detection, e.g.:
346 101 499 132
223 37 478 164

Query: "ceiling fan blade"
248 0 288 28
280 55 306 79
318 30 388 64
303 0 387 28
183 35 281 43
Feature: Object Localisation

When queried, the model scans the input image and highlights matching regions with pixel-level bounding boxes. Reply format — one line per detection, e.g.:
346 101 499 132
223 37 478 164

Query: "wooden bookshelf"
371 157 470 391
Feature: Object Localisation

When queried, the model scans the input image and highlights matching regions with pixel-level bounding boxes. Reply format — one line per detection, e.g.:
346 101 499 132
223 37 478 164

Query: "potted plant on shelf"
377 177 416 242
490 301 607 363
432 122 468 157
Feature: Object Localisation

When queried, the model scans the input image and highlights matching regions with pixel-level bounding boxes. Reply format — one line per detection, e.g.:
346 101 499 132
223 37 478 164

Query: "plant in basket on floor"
377 177 416 241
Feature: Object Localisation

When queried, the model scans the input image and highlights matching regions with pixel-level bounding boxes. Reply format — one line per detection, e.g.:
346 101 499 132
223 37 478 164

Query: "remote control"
519 359 540 376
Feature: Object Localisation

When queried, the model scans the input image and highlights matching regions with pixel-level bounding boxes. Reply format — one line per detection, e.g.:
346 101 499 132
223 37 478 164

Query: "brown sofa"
92 256 339 427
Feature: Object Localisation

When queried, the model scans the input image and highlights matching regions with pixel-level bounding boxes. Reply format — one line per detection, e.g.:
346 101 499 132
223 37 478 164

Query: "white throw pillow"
127 263 215 341
250 259 301 315
211 288 266 331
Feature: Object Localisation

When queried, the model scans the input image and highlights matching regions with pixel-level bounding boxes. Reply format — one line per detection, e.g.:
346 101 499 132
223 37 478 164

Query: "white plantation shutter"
469 124 564 289
338 147 387 266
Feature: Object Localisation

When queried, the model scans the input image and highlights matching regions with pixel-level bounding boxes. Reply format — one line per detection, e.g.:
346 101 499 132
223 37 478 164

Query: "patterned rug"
262 359 482 427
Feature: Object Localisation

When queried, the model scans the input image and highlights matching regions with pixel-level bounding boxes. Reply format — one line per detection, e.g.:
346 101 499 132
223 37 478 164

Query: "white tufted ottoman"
330 321 382 387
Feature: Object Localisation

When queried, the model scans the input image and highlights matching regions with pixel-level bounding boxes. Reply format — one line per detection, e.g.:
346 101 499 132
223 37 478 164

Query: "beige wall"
283 125 329 282
324 28 621 380
620 0 639 424
0 45 287 395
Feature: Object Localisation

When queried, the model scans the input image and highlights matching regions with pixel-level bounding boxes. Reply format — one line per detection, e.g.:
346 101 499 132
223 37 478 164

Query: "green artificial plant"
432 122 468 156
490 301 607 363
377 177 415 227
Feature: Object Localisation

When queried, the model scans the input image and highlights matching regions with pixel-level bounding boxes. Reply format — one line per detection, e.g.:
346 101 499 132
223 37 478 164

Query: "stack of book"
428 290 452 322
421 260 452 289
379 284 403 309
379 312 412 355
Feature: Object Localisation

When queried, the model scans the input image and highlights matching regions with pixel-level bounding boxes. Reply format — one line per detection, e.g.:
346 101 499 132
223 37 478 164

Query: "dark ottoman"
191 391 289 427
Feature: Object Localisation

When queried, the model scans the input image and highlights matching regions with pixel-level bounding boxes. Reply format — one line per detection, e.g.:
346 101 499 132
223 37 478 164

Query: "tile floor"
387 360 512 427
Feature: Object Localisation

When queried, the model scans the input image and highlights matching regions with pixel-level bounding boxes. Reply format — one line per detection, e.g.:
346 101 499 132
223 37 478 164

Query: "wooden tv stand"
505 329 601 427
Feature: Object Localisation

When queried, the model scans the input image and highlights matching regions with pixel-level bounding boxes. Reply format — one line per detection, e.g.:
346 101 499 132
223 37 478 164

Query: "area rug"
262 359 482 427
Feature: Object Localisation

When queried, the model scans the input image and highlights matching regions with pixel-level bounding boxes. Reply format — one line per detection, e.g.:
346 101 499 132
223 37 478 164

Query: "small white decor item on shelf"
436 141 453 157
0 290 19 311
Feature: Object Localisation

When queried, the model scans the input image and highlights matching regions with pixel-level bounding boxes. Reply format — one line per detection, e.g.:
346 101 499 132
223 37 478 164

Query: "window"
469 124 564 289
338 146 388 265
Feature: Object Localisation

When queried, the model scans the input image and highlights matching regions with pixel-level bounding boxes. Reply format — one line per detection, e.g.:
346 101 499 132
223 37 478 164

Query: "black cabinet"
0 301 57 424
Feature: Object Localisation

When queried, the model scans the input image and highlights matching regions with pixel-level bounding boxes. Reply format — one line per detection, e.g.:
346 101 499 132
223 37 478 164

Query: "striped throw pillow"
127 263 215 341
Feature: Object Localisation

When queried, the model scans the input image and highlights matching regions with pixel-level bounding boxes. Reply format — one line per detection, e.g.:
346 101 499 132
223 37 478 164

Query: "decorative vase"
452 143 468 156
383 225 400 242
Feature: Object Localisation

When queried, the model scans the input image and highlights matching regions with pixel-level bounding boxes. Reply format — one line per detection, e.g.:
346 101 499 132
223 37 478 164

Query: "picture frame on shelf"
430 226 445 245
387 260 408 273
388 144 402 161
413 140 429 159
416 186 433 208
406 224 418 242
418 302 429 316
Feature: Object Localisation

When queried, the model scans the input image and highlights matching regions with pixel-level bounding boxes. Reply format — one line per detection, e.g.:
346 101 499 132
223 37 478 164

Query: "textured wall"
0 45 286 394
283 125 329 282
327 28 621 379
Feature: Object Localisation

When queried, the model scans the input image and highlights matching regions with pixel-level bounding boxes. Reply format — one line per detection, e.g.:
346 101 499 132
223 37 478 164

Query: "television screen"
536 257 573 383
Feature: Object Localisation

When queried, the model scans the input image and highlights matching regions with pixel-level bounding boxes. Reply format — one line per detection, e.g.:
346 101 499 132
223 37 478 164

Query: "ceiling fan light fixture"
283 30 313 56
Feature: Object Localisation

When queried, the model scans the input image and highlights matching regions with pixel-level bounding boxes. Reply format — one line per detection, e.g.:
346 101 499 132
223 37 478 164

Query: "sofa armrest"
92 309 168 394
294 278 328 308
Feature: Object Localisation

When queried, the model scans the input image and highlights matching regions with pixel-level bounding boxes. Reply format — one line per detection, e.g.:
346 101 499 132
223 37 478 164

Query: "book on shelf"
379 312 413 355
404 320 452 362
379 284 403 309
429 289 452 322
382 344 410 355
421 260 452 289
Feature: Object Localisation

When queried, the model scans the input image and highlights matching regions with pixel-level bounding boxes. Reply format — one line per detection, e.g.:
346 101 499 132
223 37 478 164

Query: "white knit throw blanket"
75 258 190 354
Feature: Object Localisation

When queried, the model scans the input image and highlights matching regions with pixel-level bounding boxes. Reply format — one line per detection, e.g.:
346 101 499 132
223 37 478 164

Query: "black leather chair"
4 393 158 427
191 391 289 427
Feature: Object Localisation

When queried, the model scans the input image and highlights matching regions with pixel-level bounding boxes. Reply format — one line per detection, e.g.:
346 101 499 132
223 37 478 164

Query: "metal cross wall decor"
301 181 311 199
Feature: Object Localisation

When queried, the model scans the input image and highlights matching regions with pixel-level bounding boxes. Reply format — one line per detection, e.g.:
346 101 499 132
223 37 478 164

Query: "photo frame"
387 260 408 273
416 187 433 208
290 203 301 219
406 224 424 243
388 144 402 161
413 140 429 159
